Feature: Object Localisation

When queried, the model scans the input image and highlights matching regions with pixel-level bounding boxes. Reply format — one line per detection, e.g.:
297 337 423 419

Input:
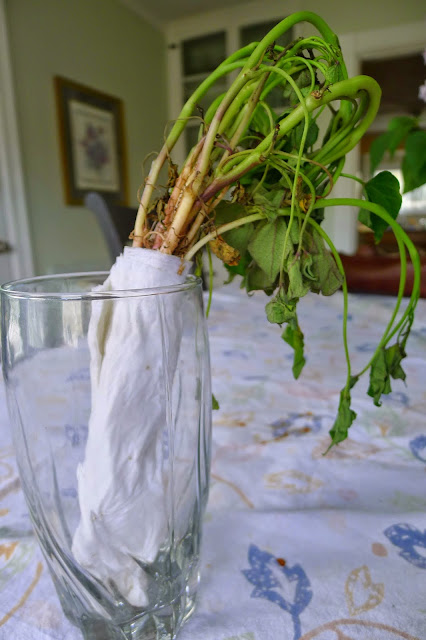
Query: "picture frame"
54 76 128 205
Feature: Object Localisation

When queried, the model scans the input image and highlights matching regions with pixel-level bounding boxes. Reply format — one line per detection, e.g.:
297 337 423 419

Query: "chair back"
84 192 137 261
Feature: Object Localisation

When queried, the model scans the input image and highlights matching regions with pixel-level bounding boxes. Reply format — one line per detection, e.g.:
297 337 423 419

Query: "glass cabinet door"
182 31 227 154
239 19 293 48
178 19 294 156
182 31 226 75
240 20 294 110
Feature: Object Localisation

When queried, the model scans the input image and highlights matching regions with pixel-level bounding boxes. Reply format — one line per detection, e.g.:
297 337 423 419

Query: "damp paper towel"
72 247 191 607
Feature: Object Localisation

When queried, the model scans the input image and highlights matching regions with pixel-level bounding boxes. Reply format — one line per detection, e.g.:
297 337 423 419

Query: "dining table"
0 279 425 640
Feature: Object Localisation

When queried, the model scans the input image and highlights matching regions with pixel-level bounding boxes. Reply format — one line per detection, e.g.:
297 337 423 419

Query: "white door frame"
0 0 34 280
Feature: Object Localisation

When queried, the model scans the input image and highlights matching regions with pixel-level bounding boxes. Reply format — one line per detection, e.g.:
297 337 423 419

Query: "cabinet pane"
183 76 228 113
185 125 203 154
182 32 226 76
240 20 293 49
240 21 294 111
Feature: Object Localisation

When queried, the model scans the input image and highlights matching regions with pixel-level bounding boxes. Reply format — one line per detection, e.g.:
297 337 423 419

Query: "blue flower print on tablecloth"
381 391 410 408
269 412 333 440
242 544 312 640
66 367 90 383
355 342 378 353
223 349 249 360
64 424 88 447
384 523 426 569
409 435 426 463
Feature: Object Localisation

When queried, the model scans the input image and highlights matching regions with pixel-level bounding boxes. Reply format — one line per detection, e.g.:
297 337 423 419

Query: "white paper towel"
72 248 190 606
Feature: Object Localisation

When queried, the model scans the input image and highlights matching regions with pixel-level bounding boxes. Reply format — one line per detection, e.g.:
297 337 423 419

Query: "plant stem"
312 198 420 378
184 213 265 262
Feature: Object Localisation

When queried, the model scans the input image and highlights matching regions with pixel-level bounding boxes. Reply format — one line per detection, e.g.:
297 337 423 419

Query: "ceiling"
121 0 253 28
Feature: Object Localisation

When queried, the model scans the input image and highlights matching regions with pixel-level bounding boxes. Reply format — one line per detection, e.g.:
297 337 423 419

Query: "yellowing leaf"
209 237 240 266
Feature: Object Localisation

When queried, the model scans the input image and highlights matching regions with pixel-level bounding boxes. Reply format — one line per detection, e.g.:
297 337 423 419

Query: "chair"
84 192 137 261
340 244 426 298
84 191 211 288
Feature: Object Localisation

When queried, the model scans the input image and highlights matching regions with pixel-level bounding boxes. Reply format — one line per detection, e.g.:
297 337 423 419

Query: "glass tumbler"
1 272 211 640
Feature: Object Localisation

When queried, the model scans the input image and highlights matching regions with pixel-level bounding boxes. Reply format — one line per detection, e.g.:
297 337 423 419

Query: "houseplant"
1 10 421 640
130 10 420 446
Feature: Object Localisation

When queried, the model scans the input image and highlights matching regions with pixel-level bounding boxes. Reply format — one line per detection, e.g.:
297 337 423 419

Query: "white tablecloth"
0 283 425 640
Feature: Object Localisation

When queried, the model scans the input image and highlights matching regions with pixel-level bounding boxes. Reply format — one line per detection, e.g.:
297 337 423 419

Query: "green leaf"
250 103 271 137
387 116 417 154
265 299 285 324
311 207 324 224
265 291 297 325
385 343 407 381
291 117 319 150
402 130 426 193
214 202 255 253
252 183 285 211
212 394 220 410
367 342 407 407
369 131 393 175
282 319 306 379
248 218 289 281
286 255 311 299
282 69 312 104
245 262 276 293
304 230 343 295
367 349 391 405
359 171 402 243
324 61 344 85
369 116 416 174
224 252 251 280
328 388 357 448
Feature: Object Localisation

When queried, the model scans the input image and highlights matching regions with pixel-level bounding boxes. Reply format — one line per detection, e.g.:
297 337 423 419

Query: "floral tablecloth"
0 282 425 640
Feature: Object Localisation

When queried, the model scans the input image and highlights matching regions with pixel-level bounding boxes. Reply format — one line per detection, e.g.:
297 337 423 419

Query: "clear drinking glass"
1 272 211 640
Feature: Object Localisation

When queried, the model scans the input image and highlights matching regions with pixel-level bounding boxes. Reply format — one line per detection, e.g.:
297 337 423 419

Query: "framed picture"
54 76 128 205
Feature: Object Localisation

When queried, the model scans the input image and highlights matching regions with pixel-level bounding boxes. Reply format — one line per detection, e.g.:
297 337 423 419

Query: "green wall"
6 0 167 274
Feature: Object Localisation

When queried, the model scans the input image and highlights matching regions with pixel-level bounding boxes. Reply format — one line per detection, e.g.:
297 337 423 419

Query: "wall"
290 0 424 34
167 0 425 36
5 0 168 274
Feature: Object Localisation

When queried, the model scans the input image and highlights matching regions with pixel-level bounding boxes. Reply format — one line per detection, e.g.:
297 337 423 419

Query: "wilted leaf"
209 236 240 266
286 255 311 299
245 262 276 293
248 218 289 281
305 230 343 295
282 319 306 379
367 342 407 407
215 202 255 252
265 291 297 325
328 386 357 448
